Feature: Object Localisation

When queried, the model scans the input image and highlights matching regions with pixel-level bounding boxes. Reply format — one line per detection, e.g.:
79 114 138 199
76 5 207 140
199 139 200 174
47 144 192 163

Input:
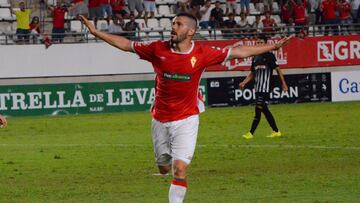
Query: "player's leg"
262 103 282 137
169 115 199 203
243 94 263 139
152 119 172 174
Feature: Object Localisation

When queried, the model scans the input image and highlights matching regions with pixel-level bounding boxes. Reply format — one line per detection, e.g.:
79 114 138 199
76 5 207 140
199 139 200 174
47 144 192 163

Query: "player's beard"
170 31 187 48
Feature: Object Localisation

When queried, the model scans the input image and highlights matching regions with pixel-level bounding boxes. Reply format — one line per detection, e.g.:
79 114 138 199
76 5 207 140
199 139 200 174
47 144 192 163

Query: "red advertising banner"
200 35 360 71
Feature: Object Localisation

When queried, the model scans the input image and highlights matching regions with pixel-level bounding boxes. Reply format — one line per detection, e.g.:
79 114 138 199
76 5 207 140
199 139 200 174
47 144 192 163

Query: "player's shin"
169 178 188 203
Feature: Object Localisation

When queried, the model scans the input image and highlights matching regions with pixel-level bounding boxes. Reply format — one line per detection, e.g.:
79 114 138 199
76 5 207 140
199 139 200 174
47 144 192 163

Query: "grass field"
0 101 360 202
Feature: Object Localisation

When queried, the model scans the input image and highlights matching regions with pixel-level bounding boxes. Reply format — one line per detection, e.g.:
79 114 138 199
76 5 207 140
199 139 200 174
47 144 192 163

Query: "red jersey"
293 4 306 24
132 40 230 122
262 18 276 33
72 0 83 4
110 0 125 11
338 1 351 20
321 0 337 20
100 0 110 5
88 0 100 8
53 7 67 29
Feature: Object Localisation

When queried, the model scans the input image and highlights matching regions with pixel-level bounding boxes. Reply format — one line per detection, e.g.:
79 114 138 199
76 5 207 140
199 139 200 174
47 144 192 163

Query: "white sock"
169 179 187 203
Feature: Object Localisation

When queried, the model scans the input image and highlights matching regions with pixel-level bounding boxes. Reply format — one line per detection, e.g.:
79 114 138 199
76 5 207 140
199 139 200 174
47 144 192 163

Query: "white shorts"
151 115 199 166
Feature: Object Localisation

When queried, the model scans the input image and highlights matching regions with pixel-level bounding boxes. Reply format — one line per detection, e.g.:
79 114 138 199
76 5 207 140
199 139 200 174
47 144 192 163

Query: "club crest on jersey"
190 56 197 68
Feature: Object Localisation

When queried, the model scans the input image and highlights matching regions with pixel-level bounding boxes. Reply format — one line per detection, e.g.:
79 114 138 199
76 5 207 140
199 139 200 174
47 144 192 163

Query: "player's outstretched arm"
79 15 133 52
0 114 7 128
229 36 293 60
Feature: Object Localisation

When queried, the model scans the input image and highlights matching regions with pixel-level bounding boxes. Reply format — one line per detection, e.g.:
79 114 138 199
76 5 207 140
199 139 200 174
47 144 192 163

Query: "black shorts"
255 92 270 105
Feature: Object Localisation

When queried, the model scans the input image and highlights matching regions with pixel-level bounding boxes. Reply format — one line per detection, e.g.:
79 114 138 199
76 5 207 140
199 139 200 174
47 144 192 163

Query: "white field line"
0 143 359 150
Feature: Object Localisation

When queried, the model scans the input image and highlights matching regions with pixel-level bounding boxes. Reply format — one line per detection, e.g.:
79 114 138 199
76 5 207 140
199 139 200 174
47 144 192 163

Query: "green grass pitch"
0 102 359 202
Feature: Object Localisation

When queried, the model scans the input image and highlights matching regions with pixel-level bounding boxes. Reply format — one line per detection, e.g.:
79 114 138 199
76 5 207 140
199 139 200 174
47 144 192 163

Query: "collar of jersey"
170 41 194 55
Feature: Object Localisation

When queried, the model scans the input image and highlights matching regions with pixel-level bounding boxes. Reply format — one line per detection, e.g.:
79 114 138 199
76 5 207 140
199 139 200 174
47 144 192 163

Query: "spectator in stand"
308 0 322 24
29 16 40 43
350 0 359 23
128 0 144 18
240 0 251 15
69 0 88 18
238 12 251 37
285 17 296 34
320 0 338 35
281 0 293 24
109 15 125 35
10 1 32 43
144 0 156 25
263 0 273 13
175 0 190 14
338 0 352 34
125 14 140 39
191 0 205 7
48 2 68 43
226 0 238 15
222 12 237 38
291 0 308 33
189 4 202 20
100 0 112 23
262 11 277 34
210 1 224 28
88 0 102 27
251 14 264 34
199 0 213 29
111 0 128 19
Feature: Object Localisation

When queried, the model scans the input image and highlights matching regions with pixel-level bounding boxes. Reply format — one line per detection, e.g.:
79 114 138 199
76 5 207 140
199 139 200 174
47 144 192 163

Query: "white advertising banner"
331 70 360 102
0 43 153 78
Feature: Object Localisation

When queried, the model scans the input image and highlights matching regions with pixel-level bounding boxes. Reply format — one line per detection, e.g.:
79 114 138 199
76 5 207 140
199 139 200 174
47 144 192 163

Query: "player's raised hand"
282 83 289 92
274 35 293 49
0 115 7 128
79 15 96 34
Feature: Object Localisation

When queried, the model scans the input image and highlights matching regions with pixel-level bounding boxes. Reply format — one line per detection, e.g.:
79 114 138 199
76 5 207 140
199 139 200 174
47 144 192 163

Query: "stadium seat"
159 18 171 30
247 15 256 25
272 15 281 24
249 3 260 15
272 2 280 13
146 18 160 30
98 20 109 31
135 18 146 29
0 0 10 7
70 20 83 32
256 3 264 13
158 5 172 17
0 8 13 20
155 0 167 5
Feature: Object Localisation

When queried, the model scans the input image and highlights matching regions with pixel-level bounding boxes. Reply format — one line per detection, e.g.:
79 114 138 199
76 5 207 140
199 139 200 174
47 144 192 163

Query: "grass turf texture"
0 102 359 202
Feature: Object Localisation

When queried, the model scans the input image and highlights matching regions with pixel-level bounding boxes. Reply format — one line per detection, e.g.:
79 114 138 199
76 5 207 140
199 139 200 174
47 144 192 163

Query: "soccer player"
80 13 291 203
0 114 7 128
240 34 288 140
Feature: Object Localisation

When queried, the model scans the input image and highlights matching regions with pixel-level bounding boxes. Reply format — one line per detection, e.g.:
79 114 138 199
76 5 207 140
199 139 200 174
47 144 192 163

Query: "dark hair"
257 34 268 42
175 12 198 27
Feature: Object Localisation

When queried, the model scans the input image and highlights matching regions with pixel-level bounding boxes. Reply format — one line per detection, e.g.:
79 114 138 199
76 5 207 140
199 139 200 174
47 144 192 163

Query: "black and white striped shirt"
251 52 278 93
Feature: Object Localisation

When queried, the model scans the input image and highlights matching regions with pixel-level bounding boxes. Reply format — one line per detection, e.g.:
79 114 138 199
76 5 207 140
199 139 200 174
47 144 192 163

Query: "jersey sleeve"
250 58 255 72
202 45 232 67
131 40 158 62
268 53 278 70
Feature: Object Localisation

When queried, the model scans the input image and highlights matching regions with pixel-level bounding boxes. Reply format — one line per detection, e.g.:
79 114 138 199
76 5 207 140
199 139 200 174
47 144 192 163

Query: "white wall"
0 43 153 78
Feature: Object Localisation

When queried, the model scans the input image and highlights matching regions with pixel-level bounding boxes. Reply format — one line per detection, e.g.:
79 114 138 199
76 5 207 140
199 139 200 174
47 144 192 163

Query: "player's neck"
171 40 193 53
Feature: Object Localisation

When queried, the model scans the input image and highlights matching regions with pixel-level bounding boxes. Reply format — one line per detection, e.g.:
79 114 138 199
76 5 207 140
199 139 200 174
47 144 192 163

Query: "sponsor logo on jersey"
163 72 191 81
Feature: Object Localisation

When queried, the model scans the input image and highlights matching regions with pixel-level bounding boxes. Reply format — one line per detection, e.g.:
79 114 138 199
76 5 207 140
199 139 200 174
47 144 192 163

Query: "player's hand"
79 15 96 34
282 84 289 92
239 82 246 90
0 115 7 128
274 35 293 50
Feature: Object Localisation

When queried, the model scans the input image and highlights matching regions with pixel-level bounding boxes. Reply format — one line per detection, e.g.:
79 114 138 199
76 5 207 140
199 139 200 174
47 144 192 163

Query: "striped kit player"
240 34 289 139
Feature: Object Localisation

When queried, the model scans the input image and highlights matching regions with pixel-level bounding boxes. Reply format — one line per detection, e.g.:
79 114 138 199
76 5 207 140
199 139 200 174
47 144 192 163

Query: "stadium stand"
0 0 358 44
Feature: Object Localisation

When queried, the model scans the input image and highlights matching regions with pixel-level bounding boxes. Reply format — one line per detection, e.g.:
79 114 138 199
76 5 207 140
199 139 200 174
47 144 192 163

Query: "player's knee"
173 161 188 179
